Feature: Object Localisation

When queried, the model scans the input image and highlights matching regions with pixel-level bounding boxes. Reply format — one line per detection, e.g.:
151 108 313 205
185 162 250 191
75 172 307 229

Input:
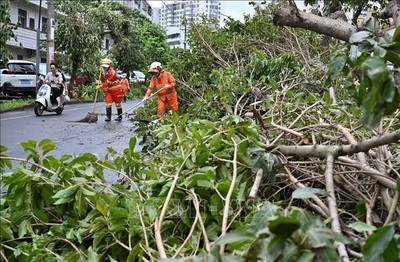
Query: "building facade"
6 0 158 63
160 0 221 49
7 0 48 62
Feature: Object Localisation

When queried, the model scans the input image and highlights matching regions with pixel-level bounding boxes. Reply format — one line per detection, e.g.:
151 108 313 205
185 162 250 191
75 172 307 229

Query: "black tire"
55 107 63 115
34 102 44 116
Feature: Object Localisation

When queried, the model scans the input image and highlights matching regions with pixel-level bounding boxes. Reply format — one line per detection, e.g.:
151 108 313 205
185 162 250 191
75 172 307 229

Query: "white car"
0 60 37 96
130 70 146 83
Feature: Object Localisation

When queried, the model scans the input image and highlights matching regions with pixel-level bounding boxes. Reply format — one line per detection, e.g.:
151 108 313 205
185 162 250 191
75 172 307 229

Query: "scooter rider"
45 62 64 106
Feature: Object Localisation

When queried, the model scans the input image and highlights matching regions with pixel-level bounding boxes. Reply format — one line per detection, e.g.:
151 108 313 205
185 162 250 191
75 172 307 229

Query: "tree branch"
272 129 400 159
273 7 357 41
324 154 350 262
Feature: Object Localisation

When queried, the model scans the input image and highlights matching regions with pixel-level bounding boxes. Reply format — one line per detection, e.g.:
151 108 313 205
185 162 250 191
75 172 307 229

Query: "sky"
148 1 260 22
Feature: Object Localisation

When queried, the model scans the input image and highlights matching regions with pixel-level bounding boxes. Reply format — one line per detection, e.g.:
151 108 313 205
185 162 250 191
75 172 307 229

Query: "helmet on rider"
148 62 162 74
100 58 112 68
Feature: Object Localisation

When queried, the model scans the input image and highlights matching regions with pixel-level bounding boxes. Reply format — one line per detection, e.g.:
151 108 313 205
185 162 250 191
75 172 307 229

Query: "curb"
0 99 98 114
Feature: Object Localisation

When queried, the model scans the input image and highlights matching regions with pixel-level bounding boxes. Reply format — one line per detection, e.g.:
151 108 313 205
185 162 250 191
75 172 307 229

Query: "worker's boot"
105 108 111 122
115 108 123 121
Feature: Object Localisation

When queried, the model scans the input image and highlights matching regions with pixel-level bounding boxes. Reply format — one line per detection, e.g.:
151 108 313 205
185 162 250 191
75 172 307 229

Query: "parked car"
1 60 37 96
130 70 146 83
74 74 93 86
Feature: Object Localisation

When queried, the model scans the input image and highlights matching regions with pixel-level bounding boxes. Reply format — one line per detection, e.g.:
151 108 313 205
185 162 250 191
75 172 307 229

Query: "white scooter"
34 77 65 116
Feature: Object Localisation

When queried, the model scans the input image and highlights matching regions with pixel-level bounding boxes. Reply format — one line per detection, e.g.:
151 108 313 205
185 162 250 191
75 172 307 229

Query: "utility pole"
35 0 43 93
46 0 55 72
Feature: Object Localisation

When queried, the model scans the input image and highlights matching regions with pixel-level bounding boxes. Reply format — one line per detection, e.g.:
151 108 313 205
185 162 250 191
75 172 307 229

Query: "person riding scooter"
45 62 64 106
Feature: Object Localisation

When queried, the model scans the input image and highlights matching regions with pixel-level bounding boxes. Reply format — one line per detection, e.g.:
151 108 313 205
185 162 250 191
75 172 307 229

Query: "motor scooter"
34 78 64 116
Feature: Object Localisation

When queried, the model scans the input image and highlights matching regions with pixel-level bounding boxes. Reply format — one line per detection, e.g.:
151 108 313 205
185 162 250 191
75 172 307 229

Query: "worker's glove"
96 84 103 90
162 84 170 90
96 80 102 85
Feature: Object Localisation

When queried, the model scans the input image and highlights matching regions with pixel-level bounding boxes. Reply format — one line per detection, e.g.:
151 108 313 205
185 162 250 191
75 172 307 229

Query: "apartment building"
6 0 158 63
159 0 221 49
6 0 48 62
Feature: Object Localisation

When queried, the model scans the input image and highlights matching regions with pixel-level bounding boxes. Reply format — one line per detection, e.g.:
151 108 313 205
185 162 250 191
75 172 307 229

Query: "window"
18 9 27 27
29 18 35 29
42 17 47 32
105 39 110 49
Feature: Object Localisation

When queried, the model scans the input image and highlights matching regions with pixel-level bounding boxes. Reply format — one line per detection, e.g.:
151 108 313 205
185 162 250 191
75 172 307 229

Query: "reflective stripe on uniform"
159 90 176 98
108 85 121 90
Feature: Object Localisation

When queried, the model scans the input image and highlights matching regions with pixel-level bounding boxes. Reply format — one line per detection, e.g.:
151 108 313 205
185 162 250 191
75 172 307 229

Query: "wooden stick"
325 153 350 262
249 169 264 200
220 138 238 254
154 153 192 258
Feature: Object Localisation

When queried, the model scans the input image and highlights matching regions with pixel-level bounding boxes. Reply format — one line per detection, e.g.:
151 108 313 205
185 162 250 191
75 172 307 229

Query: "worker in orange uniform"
120 73 130 102
143 62 178 118
96 58 123 121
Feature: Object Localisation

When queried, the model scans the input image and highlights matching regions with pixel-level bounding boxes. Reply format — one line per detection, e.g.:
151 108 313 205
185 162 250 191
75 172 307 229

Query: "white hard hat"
122 73 127 77
148 61 162 73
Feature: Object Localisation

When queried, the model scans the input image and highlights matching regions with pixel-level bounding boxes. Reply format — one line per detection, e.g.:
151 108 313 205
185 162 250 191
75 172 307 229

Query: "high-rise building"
159 0 221 49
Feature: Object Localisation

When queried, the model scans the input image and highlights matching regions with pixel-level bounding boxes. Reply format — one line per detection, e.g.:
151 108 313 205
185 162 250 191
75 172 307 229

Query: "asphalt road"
1 100 145 182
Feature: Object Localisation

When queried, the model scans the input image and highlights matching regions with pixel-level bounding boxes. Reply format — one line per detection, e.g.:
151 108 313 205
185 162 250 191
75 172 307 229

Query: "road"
0 100 144 182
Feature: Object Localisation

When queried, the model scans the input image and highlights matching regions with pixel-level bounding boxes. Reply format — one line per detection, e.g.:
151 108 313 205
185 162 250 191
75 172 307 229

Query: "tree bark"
272 5 356 42
272 129 400 159
273 0 400 42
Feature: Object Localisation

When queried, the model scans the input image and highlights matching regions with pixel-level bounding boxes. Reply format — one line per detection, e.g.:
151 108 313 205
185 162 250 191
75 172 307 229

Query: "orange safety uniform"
120 77 130 97
145 71 178 118
102 67 123 109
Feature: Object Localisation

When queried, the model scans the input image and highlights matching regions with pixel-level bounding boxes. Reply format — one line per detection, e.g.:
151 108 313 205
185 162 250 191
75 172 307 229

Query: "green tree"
0 0 16 62
54 0 102 88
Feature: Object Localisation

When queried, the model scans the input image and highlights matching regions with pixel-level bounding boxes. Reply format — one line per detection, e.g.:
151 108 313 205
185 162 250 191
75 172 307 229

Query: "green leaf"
392 26 400 42
33 209 49 223
215 231 255 245
292 187 327 199
307 228 337 248
268 216 300 238
53 185 78 205
249 202 279 234
193 144 210 166
327 55 346 81
128 137 137 153
96 198 110 217
349 221 377 232
363 224 395 261
110 207 128 219
383 238 400 262
349 31 372 44
0 217 13 240
74 191 87 217
39 138 57 155
357 200 367 215
381 81 395 103
374 46 387 58
18 219 31 238
191 126 203 143
250 152 281 184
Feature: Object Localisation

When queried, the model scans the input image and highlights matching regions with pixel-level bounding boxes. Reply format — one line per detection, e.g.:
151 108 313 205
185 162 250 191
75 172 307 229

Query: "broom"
73 68 103 123
116 88 163 119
